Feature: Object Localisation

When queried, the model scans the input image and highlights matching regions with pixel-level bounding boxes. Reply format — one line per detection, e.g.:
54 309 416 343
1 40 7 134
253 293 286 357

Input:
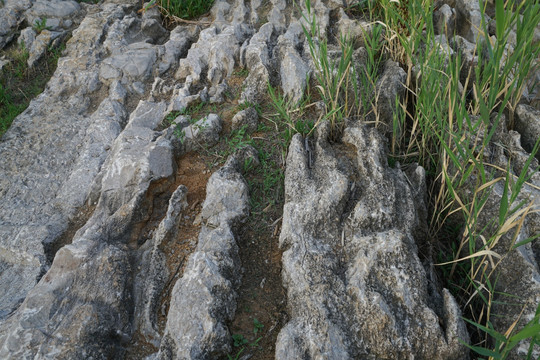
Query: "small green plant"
233 68 249 77
224 125 254 154
163 111 181 126
232 334 248 347
253 318 264 335
174 126 185 143
267 83 314 145
33 17 50 33
236 101 262 116
48 42 66 63
179 101 216 117
228 319 264 360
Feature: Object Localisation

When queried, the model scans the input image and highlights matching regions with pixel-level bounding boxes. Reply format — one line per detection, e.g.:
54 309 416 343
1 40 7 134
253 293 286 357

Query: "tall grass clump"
373 0 540 357
142 0 214 21
301 0 359 139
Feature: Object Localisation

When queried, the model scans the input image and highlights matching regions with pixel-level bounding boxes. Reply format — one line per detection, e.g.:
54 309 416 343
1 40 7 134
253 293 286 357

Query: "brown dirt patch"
226 215 288 360
156 152 212 331
126 151 212 359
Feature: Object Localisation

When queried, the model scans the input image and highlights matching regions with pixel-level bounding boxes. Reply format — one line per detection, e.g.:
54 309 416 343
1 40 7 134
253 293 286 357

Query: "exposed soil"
225 214 288 360
125 152 211 359
156 153 212 335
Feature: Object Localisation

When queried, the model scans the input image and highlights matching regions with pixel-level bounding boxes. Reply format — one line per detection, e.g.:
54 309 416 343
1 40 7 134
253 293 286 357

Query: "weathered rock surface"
375 59 407 130
134 184 189 346
515 104 540 160
276 122 468 359
232 106 259 133
157 149 254 359
25 0 82 31
0 0 538 358
0 0 33 50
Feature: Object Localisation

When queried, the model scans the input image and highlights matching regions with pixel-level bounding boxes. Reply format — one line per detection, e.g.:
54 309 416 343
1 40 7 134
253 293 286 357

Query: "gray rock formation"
515 104 540 160
25 0 82 32
275 122 469 359
0 0 538 358
0 0 33 50
375 59 407 131
157 148 255 359
134 184 189 346
232 106 259 133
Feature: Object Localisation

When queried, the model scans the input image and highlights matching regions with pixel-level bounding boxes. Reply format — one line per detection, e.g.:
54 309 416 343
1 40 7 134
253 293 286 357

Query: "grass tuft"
141 0 214 23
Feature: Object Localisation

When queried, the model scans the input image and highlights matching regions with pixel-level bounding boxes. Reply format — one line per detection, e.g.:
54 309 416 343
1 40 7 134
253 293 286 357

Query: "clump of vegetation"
227 318 264 360
365 0 540 358
32 17 50 34
142 0 214 21
0 40 67 138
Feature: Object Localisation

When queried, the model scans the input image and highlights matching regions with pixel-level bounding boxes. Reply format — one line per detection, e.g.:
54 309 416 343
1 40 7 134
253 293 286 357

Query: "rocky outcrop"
0 0 538 358
157 148 256 359
0 0 34 50
515 104 540 160
275 122 468 359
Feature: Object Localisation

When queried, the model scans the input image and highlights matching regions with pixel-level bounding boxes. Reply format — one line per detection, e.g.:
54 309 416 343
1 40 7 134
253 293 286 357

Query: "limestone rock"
515 104 540 160
25 0 82 32
175 24 253 93
455 0 485 42
0 7 23 49
0 99 172 358
181 113 223 152
434 4 457 36
275 122 469 359
27 29 64 68
17 27 36 50
275 22 309 103
0 0 537 358
134 185 189 346
375 60 407 131
157 150 252 359
232 107 259 133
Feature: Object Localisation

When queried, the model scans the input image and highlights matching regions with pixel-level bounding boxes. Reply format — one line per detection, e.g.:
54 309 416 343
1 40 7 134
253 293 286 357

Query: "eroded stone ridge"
0 0 538 358
276 123 469 359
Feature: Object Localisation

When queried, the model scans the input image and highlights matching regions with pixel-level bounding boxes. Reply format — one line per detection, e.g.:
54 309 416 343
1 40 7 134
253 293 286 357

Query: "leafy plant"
33 17 50 33
462 302 540 359
253 318 264 335
226 125 255 154
232 334 248 347
228 318 264 359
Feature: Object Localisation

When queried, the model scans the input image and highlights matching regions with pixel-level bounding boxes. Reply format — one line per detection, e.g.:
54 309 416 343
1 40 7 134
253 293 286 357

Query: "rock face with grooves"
0 0 538 358
134 184 188 346
276 122 468 359
157 149 253 359
0 2 136 321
